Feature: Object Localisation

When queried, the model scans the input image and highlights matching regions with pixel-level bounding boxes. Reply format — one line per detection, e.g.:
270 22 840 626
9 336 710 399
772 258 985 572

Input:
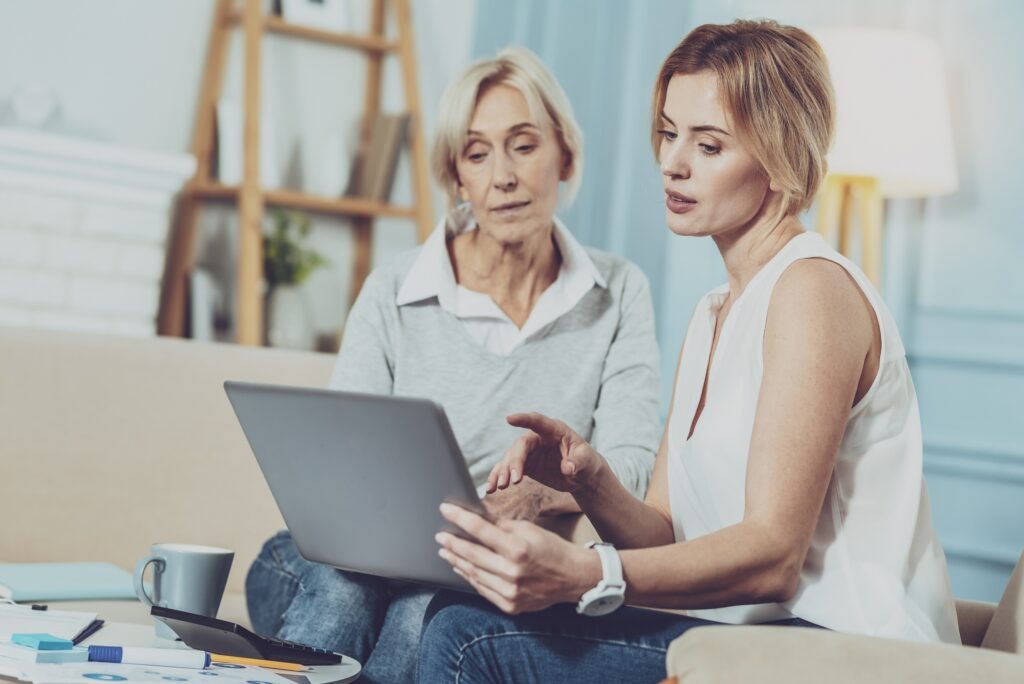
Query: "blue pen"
87 646 210 669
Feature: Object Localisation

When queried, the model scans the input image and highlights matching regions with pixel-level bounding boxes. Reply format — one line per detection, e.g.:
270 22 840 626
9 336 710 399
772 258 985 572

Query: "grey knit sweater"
328 246 661 498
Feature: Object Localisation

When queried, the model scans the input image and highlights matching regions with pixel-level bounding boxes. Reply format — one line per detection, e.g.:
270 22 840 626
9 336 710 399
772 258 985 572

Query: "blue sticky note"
11 633 74 650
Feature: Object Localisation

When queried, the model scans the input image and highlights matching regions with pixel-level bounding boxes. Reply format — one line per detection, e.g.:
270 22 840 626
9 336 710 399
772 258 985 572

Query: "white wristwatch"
576 541 626 616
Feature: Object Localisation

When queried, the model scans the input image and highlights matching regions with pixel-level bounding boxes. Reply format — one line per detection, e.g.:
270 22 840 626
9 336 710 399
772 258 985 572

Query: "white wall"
0 0 476 343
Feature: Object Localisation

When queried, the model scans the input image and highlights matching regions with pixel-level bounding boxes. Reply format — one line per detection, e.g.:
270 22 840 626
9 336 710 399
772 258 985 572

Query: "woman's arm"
490 329 688 548
614 259 877 607
585 263 662 499
483 262 662 521
328 269 396 394
610 259 876 606
449 260 878 612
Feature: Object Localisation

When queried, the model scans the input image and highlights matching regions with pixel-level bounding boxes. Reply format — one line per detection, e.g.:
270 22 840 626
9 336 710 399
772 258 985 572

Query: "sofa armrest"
665 625 1024 684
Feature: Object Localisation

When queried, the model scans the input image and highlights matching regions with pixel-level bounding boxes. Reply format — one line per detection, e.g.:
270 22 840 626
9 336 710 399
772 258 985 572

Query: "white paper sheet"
4 660 295 684
0 603 97 643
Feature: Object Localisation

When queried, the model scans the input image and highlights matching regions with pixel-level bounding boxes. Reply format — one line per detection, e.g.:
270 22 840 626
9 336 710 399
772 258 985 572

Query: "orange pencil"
211 653 308 671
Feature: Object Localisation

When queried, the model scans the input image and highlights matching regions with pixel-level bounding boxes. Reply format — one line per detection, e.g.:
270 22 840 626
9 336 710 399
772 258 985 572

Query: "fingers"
438 544 516 598
439 502 515 550
436 513 534 615
486 462 504 493
447 561 515 613
486 454 514 493
561 458 578 478
435 530 518 579
487 434 536 492
506 412 567 440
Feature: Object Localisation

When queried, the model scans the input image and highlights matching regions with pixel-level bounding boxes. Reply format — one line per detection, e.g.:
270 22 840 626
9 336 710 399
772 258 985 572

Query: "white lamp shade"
813 28 958 197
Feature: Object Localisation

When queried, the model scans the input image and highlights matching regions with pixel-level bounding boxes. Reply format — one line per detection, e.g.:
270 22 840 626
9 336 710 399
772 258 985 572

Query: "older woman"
244 47 661 683
421 20 960 683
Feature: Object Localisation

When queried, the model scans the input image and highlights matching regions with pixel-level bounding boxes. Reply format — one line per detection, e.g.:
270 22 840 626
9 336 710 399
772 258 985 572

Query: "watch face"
582 593 624 617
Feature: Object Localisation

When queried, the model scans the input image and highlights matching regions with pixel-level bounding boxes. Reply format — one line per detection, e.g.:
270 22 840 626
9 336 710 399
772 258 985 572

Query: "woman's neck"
713 205 805 303
448 223 561 326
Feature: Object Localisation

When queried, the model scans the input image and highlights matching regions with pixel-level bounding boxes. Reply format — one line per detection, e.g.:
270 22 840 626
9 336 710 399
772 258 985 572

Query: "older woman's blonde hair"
432 46 584 208
652 20 835 216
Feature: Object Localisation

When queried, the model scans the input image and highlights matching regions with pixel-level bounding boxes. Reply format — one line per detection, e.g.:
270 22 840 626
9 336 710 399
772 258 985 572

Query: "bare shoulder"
768 257 875 352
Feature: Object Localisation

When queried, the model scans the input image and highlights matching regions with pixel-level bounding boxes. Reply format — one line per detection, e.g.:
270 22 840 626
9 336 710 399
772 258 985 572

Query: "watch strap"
585 541 624 588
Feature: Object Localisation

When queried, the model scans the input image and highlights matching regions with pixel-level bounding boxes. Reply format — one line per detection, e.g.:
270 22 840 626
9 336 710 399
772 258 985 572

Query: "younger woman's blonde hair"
432 46 584 208
652 19 835 216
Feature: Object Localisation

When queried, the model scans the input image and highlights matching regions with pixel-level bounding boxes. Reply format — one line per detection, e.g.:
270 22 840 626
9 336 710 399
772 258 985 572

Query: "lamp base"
815 174 884 285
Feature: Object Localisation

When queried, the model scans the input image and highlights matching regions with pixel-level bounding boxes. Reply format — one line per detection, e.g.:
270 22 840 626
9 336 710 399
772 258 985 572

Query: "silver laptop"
224 381 485 592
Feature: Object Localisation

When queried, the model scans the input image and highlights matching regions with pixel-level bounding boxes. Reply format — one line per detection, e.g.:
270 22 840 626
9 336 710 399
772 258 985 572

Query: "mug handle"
133 556 165 607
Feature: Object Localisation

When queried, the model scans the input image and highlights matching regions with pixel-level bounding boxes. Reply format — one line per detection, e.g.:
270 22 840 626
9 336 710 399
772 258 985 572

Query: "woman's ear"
457 184 469 202
559 151 573 182
768 175 782 193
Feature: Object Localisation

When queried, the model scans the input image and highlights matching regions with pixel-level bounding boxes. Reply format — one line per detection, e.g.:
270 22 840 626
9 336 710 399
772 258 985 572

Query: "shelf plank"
191 182 417 219
224 11 398 53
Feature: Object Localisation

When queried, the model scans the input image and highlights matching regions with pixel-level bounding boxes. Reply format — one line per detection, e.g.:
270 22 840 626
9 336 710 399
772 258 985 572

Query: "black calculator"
150 605 342 665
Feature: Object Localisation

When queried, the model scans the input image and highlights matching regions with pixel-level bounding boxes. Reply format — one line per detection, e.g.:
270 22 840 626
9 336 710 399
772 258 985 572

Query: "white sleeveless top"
666 231 960 643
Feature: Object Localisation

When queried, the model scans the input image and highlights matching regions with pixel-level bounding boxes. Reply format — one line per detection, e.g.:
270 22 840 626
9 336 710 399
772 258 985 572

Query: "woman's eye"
699 143 720 156
658 129 678 142
466 151 487 163
515 145 536 154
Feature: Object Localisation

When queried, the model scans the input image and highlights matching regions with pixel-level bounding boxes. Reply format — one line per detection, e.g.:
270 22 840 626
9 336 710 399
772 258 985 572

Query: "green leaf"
263 210 329 287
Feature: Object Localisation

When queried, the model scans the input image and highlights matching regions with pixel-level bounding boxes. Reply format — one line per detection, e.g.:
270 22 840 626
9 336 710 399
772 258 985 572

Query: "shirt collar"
395 208 606 308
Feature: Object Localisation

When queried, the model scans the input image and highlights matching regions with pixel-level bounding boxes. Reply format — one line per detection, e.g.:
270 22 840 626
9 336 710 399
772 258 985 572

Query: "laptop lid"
224 381 483 592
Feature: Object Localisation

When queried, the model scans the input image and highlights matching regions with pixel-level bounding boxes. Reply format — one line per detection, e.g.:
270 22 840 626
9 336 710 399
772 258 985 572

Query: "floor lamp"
812 28 958 286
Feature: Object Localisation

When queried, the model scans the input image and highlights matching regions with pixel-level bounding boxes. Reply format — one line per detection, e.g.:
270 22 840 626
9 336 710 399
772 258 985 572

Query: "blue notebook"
0 562 135 601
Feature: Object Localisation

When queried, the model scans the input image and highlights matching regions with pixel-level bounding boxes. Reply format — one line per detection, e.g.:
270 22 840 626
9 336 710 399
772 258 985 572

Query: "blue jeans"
418 592 820 683
246 530 433 684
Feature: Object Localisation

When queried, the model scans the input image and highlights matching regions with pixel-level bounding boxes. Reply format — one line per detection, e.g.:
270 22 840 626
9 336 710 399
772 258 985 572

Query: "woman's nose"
660 143 691 180
492 153 518 191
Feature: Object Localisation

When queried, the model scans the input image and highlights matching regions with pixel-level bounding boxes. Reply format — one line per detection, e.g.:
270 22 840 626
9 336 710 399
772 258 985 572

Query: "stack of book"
348 113 410 202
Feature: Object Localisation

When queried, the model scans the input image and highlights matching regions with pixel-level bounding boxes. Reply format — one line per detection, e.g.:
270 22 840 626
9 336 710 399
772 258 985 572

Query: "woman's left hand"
436 502 599 614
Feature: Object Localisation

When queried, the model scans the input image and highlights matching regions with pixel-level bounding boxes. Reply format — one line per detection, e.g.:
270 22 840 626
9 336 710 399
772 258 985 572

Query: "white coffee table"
81 621 361 684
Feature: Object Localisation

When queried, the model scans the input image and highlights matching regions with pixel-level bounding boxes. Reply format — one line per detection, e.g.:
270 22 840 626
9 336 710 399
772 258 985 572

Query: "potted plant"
263 210 328 349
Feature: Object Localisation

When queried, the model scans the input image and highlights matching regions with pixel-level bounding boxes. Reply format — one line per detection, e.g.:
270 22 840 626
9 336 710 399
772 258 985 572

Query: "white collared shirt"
395 212 607 356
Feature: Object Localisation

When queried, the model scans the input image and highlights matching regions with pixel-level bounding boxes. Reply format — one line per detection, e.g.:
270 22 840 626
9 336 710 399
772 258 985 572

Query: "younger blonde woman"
421 20 959 683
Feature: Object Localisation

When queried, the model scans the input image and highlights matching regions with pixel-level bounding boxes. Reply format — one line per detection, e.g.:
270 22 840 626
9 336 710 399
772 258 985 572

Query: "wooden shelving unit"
192 182 419 220
158 0 433 345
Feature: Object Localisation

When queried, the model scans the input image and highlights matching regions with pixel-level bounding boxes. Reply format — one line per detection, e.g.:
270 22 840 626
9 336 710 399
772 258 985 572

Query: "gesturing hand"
487 412 606 496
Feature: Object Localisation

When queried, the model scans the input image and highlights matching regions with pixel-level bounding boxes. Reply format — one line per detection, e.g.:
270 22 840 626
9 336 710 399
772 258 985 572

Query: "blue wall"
900 1 1024 601
472 0 1024 602
472 1 702 379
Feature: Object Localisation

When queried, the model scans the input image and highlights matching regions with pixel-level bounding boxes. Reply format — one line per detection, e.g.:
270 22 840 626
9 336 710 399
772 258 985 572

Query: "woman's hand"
487 412 607 496
436 502 600 614
481 476 556 521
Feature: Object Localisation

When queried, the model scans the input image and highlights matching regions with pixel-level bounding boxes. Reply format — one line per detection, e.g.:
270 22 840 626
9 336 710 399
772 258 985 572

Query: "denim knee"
246 530 299 635
418 593 497 683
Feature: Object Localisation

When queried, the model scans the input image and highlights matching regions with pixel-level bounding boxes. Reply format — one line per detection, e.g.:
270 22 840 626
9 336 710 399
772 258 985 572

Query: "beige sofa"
2 326 1022 681
0 326 335 627
663 558 1024 682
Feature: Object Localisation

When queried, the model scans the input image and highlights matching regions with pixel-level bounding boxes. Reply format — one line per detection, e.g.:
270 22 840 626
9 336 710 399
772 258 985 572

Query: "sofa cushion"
667 625 1024 683
981 551 1024 653
0 327 334 597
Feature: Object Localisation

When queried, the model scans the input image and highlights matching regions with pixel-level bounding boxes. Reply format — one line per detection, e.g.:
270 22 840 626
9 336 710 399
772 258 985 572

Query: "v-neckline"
682 232 809 443
686 292 732 442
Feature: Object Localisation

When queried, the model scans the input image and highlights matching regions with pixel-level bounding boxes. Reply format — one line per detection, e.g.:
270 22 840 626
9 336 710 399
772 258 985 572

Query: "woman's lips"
492 200 531 213
665 190 697 214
